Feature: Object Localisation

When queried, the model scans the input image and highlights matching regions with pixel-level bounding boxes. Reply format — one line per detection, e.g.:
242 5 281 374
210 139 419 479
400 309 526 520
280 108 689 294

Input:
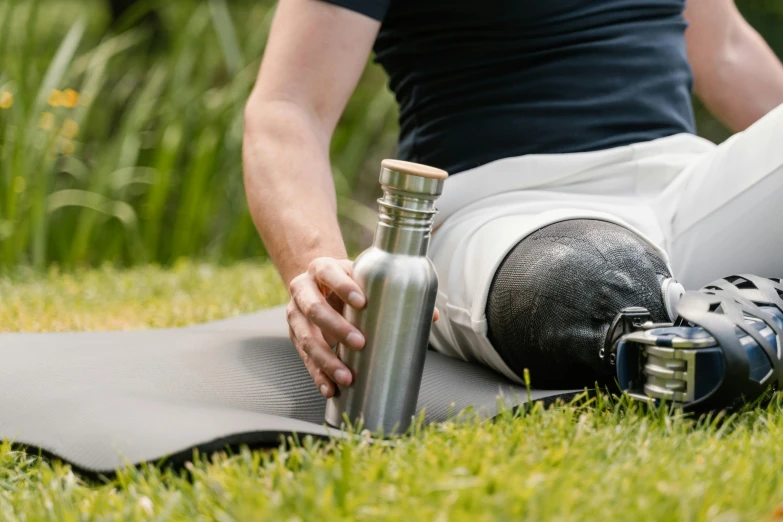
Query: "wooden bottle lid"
381 159 448 180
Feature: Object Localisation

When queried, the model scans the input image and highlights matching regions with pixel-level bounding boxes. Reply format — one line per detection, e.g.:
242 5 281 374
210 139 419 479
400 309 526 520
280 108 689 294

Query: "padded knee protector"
486 219 672 389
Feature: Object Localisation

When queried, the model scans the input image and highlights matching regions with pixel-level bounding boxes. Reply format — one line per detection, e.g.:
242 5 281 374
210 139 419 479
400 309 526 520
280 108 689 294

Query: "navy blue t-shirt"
322 0 696 174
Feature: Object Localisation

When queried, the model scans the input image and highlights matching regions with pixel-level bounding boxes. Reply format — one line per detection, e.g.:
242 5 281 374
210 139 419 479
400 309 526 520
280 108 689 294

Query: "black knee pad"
486 219 672 389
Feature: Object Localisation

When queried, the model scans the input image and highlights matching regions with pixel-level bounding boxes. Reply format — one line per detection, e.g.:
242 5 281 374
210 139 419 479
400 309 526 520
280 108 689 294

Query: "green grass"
0 261 288 332
3 264 783 521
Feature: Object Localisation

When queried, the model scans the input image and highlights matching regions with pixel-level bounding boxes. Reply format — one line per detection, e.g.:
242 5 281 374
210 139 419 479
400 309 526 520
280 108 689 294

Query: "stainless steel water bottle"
324 159 447 434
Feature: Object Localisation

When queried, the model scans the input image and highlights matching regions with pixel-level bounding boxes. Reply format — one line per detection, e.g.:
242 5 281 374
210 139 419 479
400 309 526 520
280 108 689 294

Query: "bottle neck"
372 190 436 256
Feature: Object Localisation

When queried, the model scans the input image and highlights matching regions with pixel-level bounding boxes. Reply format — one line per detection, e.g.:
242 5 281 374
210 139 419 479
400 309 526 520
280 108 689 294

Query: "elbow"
692 17 755 99
242 93 332 185
693 43 735 97
692 51 741 111
711 40 742 84
243 91 291 143
243 94 332 166
243 90 267 141
243 93 327 145
242 92 289 192
242 93 287 176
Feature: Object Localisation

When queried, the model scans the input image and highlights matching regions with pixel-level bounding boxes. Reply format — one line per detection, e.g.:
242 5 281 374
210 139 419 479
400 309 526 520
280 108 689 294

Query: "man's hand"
287 257 366 398
286 256 440 398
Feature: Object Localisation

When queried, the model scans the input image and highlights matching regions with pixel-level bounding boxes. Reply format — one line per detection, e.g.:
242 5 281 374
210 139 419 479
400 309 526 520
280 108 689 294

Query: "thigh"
660 104 783 289
428 191 665 383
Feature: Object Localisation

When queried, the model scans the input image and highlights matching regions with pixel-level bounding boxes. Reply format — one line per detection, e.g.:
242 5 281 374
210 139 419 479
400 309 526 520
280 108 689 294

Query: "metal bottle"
324 159 447 434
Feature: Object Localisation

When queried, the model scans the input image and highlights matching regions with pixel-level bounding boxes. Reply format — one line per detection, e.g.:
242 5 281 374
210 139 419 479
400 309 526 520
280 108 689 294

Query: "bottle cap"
379 159 448 198
381 159 448 180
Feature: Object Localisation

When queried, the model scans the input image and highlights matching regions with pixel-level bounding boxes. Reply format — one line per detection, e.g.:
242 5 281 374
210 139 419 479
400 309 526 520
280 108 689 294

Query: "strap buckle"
601 307 656 367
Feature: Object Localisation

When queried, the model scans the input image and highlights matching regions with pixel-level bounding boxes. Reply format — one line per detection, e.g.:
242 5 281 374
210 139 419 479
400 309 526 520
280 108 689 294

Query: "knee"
486 219 673 388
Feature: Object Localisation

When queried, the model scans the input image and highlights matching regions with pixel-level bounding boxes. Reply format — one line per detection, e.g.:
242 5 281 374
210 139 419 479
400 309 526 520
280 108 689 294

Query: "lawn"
2 264 783 521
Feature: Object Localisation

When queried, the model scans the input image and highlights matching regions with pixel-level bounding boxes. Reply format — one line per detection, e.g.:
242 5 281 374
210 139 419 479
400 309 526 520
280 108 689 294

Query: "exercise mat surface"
0 306 577 473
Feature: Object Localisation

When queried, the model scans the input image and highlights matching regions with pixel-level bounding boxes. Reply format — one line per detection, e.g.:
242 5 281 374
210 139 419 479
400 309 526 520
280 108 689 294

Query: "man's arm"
243 0 380 397
684 0 783 132
244 0 379 284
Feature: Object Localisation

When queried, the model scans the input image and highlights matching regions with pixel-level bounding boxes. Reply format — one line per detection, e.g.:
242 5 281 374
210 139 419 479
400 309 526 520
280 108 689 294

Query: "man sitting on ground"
243 0 783 394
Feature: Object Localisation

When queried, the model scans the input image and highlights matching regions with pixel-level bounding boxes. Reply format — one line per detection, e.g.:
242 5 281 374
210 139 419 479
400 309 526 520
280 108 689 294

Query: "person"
242 0 783 396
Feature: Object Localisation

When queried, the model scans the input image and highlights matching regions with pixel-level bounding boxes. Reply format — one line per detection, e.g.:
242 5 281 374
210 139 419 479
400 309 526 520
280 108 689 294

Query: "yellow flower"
48 89 63 107
60 119 79 139
39 112 56 130
60 140 75 156
12 176 26 194
0 91 12 109
62 89 79 109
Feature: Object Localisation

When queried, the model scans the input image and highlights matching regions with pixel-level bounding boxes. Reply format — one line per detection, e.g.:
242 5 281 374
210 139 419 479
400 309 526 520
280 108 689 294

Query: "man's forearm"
243 97 347 285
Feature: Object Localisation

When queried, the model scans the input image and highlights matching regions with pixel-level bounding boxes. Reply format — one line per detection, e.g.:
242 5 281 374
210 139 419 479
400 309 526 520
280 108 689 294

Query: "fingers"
286 257 368 399
308 257 366 309
433 307 440 322
321 330 340 351
291 327 335 397
322 293 344 348
290 272 365 351
287 304 353 397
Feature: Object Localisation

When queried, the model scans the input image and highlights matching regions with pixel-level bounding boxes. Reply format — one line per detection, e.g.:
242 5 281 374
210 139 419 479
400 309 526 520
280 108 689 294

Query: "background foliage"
0 0 781 269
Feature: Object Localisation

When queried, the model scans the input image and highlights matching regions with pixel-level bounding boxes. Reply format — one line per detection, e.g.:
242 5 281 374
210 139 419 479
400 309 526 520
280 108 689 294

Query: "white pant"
429 103 783 383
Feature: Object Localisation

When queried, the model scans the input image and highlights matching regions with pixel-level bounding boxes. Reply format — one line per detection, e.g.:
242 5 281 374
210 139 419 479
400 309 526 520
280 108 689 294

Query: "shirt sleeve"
316 0 390 22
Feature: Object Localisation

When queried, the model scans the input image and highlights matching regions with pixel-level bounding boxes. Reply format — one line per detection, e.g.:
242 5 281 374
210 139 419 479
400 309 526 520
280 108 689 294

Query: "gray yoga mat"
0 306 578 474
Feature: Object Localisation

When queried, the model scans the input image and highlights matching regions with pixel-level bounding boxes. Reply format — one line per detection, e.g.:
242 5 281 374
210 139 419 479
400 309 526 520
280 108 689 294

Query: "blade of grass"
25 18 85 268
0 0 15 63
30 17 85 115
142 123 182 260
170 127 218 261
69 64 164 264
22 0 41 99
208 0 244 76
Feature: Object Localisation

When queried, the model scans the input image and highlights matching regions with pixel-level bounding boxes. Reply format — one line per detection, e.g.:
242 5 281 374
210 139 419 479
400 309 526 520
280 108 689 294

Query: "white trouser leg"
429 202 667 383
655 103 783 289
428 134 712 381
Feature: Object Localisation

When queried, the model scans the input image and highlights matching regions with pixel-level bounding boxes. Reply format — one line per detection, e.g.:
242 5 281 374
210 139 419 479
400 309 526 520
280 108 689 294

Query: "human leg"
427 135 711 384
428 191 676 385
485 219 672 388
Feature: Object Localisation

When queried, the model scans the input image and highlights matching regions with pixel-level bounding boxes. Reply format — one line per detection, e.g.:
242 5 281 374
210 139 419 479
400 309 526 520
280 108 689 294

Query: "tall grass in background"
1 0 781 270
0 0 397 269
